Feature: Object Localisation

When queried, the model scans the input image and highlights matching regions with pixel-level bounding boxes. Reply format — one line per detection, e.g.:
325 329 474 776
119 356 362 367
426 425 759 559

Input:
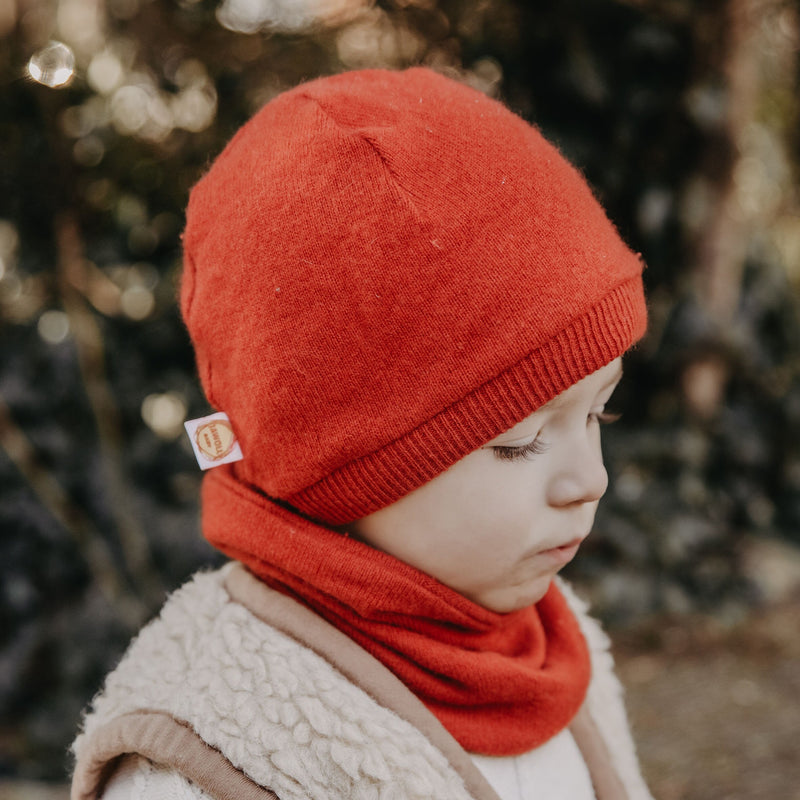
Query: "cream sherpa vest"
71 564 653 800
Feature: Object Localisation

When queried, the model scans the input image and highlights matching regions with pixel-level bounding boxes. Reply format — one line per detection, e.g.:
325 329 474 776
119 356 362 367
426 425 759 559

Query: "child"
71 68 653 800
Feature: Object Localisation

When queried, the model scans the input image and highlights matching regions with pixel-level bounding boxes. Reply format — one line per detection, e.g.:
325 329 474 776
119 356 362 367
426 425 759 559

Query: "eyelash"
492 438 549 462
492 412 621 462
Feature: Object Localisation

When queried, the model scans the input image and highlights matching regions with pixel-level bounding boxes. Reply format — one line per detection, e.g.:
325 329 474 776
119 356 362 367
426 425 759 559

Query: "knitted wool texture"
181 67 647 525
202 472 592 756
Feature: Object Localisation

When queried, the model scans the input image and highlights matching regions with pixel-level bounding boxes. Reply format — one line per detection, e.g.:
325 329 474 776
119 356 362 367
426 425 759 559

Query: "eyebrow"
543 362 624 411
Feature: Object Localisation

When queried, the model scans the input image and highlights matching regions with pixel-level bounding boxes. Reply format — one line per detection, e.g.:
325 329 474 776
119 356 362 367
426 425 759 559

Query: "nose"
546 431 609 508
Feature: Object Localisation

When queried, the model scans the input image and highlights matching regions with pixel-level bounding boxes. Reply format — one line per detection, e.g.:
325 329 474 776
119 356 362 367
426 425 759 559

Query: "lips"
538 536 586 566
542 534 586 551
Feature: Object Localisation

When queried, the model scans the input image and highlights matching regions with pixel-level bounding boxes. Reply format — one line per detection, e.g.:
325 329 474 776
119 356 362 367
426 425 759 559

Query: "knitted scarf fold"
202 467 592 757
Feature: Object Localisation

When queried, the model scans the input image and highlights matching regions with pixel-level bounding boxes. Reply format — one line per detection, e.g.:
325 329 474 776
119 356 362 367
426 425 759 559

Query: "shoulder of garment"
71 565 654 800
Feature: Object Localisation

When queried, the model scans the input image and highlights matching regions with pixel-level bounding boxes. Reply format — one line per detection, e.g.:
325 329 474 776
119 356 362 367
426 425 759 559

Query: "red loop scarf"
202 467 592 756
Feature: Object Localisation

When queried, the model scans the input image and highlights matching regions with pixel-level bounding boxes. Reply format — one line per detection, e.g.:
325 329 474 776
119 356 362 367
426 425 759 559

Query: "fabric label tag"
184 412 243 470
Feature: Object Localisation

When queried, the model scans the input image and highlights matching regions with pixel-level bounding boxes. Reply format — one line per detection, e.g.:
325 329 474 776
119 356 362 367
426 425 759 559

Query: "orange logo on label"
195 419 236 461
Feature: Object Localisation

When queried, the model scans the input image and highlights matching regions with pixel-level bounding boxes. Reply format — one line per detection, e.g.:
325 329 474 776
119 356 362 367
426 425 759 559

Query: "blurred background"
1 0 799 798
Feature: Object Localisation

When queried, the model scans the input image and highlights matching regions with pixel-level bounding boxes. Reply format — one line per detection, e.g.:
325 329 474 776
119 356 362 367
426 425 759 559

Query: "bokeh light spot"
37 310 71 344
57 0 103 52
73 135 106 167
111 85 151 133
141 392 188 439
87 50 125 94
120 285 155 319
27 41 76 88
61 105 95 138
0 220 19 262
217 0 368 33
128 225 159 256
115 195 148 228
172 86 217 132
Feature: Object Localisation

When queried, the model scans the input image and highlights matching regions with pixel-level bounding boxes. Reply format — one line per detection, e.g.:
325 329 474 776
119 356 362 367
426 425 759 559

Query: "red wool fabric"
203 470 592 757
181 67 647 525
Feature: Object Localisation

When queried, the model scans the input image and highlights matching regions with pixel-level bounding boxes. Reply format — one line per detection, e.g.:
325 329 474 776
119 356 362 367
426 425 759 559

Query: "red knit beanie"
181 67 646 525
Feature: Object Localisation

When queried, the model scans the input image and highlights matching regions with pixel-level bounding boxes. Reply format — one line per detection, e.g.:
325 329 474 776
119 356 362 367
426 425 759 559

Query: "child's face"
349 358 623 613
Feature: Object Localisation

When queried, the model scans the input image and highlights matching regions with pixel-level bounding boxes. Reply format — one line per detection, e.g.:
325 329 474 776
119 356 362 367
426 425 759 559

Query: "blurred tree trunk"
695 0 798 328
697 0 760 327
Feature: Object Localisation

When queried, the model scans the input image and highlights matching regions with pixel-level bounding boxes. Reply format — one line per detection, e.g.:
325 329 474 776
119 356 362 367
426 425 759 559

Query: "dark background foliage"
1 0 800 790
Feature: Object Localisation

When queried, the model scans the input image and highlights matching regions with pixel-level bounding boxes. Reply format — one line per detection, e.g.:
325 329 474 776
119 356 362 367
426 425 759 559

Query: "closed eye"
492 437 549 462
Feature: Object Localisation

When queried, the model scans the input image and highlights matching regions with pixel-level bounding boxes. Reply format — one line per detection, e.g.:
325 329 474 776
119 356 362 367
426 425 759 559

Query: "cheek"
357 456 548 575
439 475 524 534
483 461 548 516
441 469 543 551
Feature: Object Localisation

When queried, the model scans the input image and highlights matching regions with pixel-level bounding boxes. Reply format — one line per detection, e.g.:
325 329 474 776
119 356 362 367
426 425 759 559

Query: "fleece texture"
181 67 647 523
73 567 477 800
203 472 591 756
72 567 654 800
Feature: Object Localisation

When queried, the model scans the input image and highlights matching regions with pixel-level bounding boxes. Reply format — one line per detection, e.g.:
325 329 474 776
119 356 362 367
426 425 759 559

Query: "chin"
480 578 553 614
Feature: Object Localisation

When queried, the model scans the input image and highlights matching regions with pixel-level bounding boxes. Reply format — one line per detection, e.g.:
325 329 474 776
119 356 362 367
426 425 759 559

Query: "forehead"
545 361 622 411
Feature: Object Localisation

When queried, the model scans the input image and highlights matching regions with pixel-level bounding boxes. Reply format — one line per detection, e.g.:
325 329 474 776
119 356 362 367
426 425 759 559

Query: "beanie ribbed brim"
282 275 644 523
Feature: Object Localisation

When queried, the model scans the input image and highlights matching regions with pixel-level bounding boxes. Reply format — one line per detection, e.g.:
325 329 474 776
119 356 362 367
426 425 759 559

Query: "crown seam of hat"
299 92 428 232
180 249 197 319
